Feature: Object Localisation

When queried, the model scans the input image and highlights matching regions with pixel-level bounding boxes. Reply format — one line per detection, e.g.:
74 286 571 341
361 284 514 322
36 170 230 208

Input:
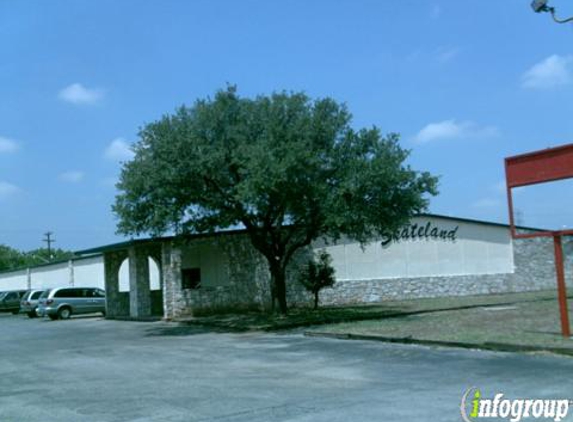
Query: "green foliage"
0 245 26 271
0 245 74 271
23 248 75 266
114 86 439 313
299 251 336 310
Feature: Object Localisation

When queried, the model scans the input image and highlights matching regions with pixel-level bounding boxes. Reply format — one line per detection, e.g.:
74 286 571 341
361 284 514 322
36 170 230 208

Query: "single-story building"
0 213 569 320
64 213 571 320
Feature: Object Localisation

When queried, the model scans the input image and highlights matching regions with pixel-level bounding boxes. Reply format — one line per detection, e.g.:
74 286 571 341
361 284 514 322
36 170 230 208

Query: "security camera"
531 0 573 23
531 0 550 13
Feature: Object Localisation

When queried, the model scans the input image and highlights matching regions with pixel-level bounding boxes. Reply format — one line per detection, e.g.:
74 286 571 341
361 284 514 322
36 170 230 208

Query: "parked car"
20 289 46 318
0 290 28 314
37 287 106 320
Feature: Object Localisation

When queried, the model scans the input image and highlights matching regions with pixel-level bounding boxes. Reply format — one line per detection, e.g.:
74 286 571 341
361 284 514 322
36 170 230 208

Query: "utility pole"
43 231 55 260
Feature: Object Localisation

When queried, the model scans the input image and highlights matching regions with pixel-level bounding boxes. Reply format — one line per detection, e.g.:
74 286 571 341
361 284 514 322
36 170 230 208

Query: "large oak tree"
113 87 438 314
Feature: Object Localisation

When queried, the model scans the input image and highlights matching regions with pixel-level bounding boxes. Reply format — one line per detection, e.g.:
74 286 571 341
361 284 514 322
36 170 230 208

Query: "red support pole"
553 234 570 337
505 145 573 337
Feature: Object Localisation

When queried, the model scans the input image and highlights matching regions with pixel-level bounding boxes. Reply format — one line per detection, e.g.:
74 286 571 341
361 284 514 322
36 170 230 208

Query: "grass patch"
310 293 573 351
175 290 561 334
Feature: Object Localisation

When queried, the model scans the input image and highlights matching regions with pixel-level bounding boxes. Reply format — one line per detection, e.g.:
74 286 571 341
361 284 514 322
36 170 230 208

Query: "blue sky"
2 0 573 251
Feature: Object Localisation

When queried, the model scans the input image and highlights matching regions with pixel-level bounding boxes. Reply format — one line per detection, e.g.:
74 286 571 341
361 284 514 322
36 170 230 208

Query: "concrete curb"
304 331 573 357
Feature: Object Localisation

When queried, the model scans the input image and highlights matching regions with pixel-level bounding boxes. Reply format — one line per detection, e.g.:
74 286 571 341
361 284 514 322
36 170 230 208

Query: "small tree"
299 251 336 310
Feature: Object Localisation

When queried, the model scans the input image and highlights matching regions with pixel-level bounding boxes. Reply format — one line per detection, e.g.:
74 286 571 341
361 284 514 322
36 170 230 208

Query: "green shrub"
299 251 336 310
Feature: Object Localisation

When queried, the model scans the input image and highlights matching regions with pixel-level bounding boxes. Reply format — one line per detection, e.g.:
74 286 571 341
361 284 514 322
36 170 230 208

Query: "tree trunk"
269 277 277 312
314 291 319 310
269 263 288 315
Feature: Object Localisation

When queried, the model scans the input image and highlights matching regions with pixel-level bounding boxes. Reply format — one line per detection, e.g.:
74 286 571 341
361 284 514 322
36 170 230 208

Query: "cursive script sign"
381 221 459 247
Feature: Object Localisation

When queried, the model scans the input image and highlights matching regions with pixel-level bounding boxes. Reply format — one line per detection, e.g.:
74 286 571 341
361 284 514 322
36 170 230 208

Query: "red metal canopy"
505 143 573 238
505 143 573 188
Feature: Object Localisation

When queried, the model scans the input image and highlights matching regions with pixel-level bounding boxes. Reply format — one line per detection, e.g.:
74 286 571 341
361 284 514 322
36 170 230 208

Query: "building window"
182 268 201 290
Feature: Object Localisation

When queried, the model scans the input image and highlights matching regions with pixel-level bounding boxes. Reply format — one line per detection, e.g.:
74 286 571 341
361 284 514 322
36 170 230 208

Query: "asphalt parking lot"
2 314 573 422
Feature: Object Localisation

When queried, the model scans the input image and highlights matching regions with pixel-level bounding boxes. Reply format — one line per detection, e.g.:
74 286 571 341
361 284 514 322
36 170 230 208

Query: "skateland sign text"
381 221 459 247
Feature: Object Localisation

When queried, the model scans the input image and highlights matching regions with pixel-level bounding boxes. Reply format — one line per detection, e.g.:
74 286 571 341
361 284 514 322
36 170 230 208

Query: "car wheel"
48 314 59 321
101 310 106 317
27 312 37 318
11 309 19 315
58 307 72 320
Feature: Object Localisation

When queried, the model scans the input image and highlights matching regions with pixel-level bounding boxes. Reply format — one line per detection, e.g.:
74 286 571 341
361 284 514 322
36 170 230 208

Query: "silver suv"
20 289 46 318
37 287 106 320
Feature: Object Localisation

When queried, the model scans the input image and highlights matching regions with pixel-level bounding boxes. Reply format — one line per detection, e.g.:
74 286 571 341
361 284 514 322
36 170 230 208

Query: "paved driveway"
1 314 573 422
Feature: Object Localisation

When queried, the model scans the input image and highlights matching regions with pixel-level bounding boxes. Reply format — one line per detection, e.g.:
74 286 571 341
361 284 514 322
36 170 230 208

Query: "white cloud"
59 170 85 183
104 138 134 162
58 83 104 105
431 4 441 19
0 136 19 153
0 181 20 199
522 55 573 89
472 198 500 208
494 180 507 195
436 46 459 64
413 119 500 144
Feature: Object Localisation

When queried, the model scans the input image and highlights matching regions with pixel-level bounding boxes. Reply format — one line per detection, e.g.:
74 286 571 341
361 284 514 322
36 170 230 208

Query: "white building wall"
30 262 69 289
0 269 28 290
318 216 514 281
0 255 105 291
73 256 105 288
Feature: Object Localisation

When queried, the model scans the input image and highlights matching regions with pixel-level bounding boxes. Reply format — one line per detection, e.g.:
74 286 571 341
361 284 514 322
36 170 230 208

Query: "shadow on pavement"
143 306 412 337
144 324 247 337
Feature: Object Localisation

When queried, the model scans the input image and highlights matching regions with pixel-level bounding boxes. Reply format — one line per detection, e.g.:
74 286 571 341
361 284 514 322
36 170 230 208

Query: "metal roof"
74 213 546 256
74 228 248 255
0 213 548 276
